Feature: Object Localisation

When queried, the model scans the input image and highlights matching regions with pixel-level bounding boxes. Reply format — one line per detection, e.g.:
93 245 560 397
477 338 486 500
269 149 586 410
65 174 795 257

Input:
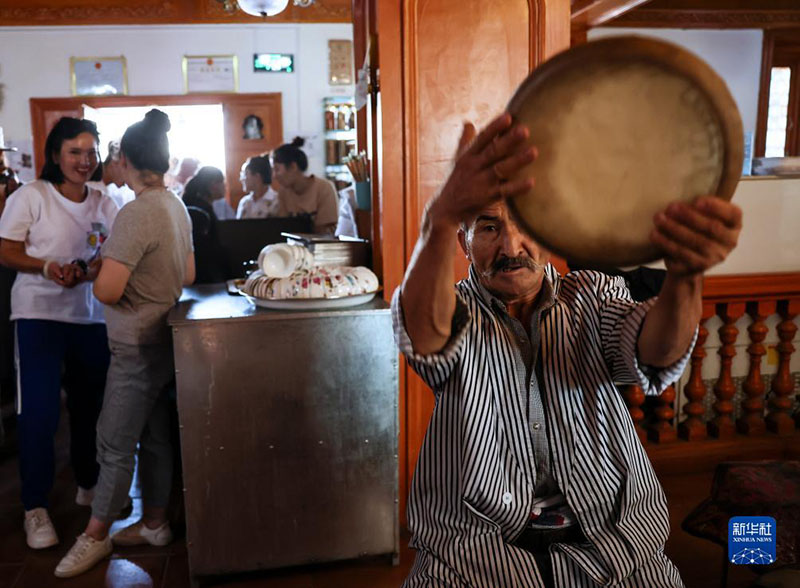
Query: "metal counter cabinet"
168 285 399 581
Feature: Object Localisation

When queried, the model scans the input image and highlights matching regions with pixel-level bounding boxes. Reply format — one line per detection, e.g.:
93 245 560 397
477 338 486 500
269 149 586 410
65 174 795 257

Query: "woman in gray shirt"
56 109 194 578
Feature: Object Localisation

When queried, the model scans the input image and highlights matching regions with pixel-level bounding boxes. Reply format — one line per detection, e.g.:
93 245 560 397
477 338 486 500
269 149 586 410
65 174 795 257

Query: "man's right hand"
427 112 537 229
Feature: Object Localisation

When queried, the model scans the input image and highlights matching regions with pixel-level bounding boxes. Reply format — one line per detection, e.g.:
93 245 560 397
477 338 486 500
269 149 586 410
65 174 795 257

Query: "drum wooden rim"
506 36 743 267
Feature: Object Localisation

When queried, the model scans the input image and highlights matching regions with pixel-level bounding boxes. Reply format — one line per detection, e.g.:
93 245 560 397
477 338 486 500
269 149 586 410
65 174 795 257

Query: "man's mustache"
482 255 544 278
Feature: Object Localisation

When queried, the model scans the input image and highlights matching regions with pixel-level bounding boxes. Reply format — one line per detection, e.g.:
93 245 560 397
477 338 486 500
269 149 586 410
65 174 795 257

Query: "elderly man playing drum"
392 113 742 588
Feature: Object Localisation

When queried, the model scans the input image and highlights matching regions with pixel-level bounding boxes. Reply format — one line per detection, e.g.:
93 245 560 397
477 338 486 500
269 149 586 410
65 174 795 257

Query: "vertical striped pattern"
392 267 694 587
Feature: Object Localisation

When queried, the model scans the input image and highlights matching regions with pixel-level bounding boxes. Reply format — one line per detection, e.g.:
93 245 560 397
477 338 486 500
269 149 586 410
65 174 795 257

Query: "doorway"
83 103 226 172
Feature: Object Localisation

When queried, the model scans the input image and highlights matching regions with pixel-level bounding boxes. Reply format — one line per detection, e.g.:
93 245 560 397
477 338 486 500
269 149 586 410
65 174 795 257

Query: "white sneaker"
24 508 59 549
75 486 94 506
111 520 172 547
54 533 112 578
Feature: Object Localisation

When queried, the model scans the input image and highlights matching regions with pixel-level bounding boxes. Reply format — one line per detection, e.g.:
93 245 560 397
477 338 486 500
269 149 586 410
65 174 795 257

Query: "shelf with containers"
323 97 356 182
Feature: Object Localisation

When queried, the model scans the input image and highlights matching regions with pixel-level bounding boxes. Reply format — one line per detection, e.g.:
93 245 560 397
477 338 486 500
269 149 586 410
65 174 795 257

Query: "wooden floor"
0 414 768 588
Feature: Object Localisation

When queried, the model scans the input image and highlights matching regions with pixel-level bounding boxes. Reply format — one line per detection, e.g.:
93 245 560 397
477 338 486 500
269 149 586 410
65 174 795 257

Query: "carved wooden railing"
625 273 800 446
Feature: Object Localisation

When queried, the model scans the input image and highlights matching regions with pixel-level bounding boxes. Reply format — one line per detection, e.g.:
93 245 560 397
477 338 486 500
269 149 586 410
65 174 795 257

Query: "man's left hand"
651 195 742 277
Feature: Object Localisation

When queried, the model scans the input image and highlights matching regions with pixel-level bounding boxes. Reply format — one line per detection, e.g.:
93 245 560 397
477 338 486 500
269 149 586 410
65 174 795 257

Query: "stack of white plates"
282 233 369 267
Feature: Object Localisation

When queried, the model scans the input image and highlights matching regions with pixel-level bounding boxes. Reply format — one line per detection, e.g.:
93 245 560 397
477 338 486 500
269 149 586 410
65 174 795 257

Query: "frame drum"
506 36 743 267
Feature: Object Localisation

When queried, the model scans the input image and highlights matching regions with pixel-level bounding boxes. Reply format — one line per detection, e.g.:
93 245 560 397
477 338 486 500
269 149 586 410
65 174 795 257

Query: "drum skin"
506 36 743 267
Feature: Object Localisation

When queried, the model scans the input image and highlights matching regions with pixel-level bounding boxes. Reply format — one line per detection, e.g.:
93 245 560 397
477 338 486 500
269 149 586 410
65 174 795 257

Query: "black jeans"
512 524 586 587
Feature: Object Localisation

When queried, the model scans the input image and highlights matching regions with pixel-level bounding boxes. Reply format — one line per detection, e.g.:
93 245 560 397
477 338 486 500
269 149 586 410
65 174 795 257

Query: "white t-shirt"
236 187 280 219
212 198 236 220
86 180 136 209
0 180 119 324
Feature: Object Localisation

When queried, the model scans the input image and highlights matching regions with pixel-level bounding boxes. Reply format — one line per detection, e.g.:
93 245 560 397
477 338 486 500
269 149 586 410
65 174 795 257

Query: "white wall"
589 28 763 137
0 24 354 176
589 28 799 276
711 177 800 275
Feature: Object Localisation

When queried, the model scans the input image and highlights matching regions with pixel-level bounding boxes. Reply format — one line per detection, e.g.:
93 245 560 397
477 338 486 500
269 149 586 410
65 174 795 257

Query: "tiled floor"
0 414 764 588
0 414 413 588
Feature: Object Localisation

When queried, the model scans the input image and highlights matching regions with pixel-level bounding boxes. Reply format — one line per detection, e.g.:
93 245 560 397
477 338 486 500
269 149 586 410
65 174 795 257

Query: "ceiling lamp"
236 0 289 17
218 0 315 17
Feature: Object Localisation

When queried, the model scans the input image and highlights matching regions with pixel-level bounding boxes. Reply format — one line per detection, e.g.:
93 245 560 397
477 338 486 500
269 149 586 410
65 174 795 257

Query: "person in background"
0 117 118 551
0 128 21 438
272 137 338 234
183 166 228 283
0 128 21 216
86 140 135 210
55 109 194 578
236 154 279 219
212 190 237 220
166 156 199 196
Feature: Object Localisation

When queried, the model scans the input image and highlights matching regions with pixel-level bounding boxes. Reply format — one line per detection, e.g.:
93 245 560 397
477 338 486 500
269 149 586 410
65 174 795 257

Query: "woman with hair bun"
56 109 194 578
272 136 338 234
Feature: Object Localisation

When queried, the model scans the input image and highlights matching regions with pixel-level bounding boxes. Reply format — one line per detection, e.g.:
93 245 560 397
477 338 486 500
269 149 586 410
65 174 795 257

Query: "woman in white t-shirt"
236 154 279 219
0 117 118 551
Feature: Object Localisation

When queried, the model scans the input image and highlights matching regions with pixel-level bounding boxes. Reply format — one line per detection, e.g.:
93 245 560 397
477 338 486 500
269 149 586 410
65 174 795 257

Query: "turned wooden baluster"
708 302 745 439
679 304 715 441
648 383 677 443
766 300 799 435
623 384 646 444
737 300 775 436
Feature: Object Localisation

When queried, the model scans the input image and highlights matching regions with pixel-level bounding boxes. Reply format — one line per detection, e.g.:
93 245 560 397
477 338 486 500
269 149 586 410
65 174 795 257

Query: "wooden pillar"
708 302 745 439
679 304 714 441
737 300 775 436
374 0 572 522
766 300 799 435
648 384 677 443
623 384 646 443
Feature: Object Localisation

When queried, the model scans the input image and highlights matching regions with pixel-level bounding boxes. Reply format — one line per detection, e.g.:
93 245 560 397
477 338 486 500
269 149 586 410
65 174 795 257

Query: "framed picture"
70 56 128 96
183 55 239 94
328 40 354 86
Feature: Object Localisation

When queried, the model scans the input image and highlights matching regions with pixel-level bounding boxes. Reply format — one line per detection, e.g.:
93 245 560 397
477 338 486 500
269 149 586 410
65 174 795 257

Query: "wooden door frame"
30 93 282 204
365 0 572 522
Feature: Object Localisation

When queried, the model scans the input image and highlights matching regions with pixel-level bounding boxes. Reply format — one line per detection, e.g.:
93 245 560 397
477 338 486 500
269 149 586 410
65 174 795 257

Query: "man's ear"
457 227 471 260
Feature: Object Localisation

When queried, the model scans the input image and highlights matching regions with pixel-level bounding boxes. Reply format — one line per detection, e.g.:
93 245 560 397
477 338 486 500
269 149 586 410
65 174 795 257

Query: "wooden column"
623 384 646 443
737 300 775 436
375 0 572 521
766 300 799 435
648 384 677 443
708 302 745 439
679 304 714 441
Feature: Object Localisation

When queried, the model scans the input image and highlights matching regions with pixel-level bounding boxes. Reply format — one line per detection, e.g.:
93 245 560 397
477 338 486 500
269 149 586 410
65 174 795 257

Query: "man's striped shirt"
392 265 693 587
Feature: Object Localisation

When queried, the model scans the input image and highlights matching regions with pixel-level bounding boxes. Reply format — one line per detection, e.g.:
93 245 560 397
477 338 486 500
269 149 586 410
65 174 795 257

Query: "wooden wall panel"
377 0 570 516
607 0 800 29
405 0 535 494
221 94 284 210
0 0 350 26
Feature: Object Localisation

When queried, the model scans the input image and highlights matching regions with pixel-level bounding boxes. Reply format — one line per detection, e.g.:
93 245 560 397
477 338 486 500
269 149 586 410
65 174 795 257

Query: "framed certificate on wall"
70 56 128 96
183 55 239 94
328 40 353 86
